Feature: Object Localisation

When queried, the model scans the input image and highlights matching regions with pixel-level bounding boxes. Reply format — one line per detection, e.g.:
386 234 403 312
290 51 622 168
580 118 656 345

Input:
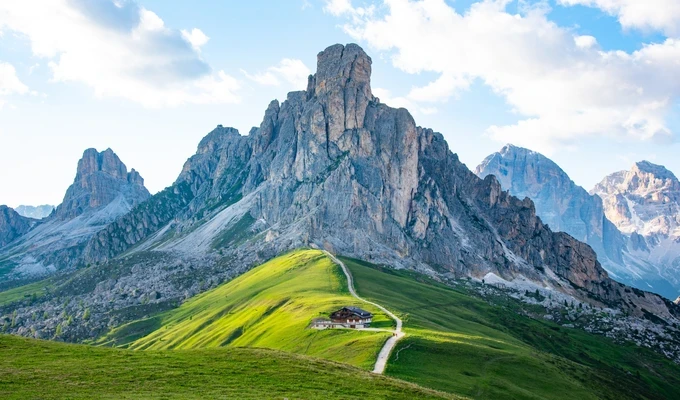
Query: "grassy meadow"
3 249 680 399
342 257 680 400
98 249 391 369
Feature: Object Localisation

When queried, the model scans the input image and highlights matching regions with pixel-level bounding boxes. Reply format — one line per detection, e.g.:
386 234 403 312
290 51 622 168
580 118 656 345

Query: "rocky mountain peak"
310 43 372 98
79 43 679 334
591 161 680 237
54 148 150 220
0 205 35 247
196 125 243 155
633 161 678 181
593 161 680 199
476 144 627 271
476 144 565 194
306 43 374 140
78 148 127 181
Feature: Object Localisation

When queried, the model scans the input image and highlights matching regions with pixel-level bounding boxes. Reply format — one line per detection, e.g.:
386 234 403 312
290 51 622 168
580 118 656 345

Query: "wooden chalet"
311 306 373 329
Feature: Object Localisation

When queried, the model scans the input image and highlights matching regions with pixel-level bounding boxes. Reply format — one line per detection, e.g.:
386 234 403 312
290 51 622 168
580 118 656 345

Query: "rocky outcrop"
54 148 150 220
0 149 150 280
592 161 680 237
14 205 54 220
591 162 680 300
0 206 35 248
79 43 678 321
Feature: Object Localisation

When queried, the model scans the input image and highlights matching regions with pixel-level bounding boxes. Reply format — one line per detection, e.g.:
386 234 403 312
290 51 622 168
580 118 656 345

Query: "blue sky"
1 0 679 207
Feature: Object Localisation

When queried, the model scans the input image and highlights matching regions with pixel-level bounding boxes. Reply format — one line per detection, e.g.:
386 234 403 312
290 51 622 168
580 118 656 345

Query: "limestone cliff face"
0 206 35 248
83 43 678 320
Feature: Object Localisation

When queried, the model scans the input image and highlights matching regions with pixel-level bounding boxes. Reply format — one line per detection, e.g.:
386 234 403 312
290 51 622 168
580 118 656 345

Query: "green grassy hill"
0 334 454 399
13 248 680 399
98 250 391 369
342 257 680 400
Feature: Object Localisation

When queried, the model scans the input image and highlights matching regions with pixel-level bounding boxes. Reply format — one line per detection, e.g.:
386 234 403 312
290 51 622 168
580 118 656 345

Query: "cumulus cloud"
0 62 28 96
558 0 680 36
373 87 439 115
242 58 311 89
0 62 29 108
0 0 240 107
324 0 375 19
181 28 210 51
326 0 680 153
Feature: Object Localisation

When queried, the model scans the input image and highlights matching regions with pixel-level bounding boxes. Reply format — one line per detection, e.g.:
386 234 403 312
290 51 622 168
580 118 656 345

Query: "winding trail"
322 251 405 374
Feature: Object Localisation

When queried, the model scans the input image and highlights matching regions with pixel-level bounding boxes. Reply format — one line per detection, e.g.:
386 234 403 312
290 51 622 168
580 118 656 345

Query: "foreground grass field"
0 334 455 399
98 250 391 369
342 257 680 400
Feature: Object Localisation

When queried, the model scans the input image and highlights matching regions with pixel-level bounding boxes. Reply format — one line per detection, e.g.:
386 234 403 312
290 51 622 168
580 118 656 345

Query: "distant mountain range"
0 43 677 349
14 205 54 220
477 145 680 300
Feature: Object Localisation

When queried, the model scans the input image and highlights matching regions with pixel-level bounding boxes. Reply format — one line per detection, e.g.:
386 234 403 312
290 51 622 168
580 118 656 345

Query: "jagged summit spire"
54 148 150 220
305 43 375 142
308 43 372 98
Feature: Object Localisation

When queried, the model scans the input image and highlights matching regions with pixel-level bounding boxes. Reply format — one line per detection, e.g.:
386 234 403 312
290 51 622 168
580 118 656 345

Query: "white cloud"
574 35 597 49
324 0 375 19
327 0 680 153
0 61 29 108
325 0 356 16
269 59 312 88
0 62 28 96
27 63 40 75
243 58 311 89
373 87 439 115
181 28 209 51
558 0 680 36
0 0 240 107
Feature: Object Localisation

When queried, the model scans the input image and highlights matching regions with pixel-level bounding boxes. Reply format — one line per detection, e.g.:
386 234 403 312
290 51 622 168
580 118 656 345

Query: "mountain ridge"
14 205 54 220
0 148 150 281
476 145 680 300
77 43 677 320
1 44 678 359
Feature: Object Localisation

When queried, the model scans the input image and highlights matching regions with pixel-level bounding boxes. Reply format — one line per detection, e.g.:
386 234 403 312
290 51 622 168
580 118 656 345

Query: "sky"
1 0 679 208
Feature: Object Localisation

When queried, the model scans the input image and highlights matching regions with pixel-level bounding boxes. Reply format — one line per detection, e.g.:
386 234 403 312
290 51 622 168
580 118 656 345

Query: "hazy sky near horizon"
1 0 680 207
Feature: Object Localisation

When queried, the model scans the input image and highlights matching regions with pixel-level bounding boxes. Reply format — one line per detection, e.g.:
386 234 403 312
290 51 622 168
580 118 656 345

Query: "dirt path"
322 251 405 374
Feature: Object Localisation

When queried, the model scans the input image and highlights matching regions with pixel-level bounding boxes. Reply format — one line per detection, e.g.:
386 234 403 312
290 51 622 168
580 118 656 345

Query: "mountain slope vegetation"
343 257 680 400
94 249 680 399
97 250 391 369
